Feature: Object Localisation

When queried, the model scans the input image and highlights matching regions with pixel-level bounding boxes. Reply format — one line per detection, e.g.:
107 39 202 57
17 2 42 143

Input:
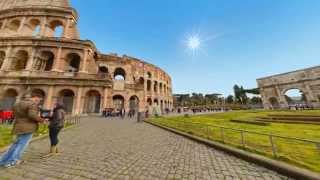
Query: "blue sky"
70 0 320 96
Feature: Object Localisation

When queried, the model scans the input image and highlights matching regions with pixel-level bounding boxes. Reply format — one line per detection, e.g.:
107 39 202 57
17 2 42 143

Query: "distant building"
257 66 320 109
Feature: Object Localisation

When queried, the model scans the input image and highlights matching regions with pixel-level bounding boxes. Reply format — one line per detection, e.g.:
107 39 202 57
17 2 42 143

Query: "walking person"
45 101 66 156
121 108 126 119
0 93 45 168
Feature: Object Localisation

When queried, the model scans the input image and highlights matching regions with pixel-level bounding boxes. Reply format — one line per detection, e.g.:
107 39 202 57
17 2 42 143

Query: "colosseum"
0 0 173 115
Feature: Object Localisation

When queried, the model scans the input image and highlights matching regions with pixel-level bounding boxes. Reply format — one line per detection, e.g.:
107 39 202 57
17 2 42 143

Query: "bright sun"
185 33 202 56
188 35 201 50
184 30 221 56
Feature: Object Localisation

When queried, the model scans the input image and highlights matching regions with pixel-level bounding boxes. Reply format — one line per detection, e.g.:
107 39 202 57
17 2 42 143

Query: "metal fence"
65 115 81 125
1 114 81 126
153 119 320 168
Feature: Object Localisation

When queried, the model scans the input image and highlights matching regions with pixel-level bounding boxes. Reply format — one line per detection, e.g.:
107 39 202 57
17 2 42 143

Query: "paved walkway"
0 117 292 180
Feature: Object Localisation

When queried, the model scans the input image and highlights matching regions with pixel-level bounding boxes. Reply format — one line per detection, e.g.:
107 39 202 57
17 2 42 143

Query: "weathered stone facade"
0 0 173 115
257 66 320 109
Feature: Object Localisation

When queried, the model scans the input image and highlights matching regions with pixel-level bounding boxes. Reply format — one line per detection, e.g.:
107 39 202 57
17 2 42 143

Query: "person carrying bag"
45 101 66 156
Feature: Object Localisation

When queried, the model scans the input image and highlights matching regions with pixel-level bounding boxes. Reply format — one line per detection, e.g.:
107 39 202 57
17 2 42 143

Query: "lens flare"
185 34 201 56
184 30 223 57
188 35 201 50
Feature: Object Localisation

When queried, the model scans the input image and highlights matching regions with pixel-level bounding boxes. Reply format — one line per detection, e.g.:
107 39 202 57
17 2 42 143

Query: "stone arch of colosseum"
84 90 102 114
38 51 55 71
257 66 320 109
113 67 126 80
112 94 125 110
10 50 29 71
57 89 76 114
129 95 140 112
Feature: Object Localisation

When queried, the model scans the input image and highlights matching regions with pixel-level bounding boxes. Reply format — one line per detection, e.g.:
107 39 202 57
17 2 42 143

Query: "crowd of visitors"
101 108 128 118
288 104 314 110
173 107 230 115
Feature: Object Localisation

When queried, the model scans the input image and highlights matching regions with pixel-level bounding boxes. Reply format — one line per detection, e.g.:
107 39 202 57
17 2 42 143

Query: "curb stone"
145 120 320 180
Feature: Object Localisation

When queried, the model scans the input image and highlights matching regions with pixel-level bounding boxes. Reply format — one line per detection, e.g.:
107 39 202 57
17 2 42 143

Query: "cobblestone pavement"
0 117 292 180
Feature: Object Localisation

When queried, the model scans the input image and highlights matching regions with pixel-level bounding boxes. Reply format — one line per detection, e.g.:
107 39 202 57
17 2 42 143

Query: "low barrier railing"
152 119 320 170
65 115 81 125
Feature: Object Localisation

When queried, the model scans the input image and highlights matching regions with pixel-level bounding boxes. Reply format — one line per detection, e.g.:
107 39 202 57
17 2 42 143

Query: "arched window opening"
54 26 63 37
159 83 163 93
284 89 307 106
66 53 80 72
113 95 125 110
58 89 75 114
30 19 41 36
147 72 152 78
129 96 139 112
50 20 64 38
11 50 28 71
0 89 18 110
114 68 126 81
8 20 20 31
98 66 108 78
35 51 54 71
154 81 158 93
139 77 144 85
84 90 101 113
147 80 152 91
147 98 152 106
33 25 41 36
43 51 54 71
154 99 159 106
0 51 5 69
99 66 108 74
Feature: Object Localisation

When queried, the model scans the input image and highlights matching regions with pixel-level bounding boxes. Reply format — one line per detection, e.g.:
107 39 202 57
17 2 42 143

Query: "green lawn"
0 123 74 149
0 124 50 149
150 110 320 173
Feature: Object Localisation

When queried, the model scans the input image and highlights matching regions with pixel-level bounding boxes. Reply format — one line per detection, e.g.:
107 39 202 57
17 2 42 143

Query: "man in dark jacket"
0 93 44 168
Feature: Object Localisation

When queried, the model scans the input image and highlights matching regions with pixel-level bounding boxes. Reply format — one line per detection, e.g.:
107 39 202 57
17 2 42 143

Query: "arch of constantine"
257 66 320 109
0 0 173 115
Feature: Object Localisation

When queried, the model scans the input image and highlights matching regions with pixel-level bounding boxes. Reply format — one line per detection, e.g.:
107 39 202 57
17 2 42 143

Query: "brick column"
52 47 62 72
275 86 288 108
305 84 315 100
40 16 47 37
103 88 109 109
62 18 71 38
26 48 36 70
17 17 26 34
124 96 130 112
44 86 54 109
80 49 88 73
74 87 83 115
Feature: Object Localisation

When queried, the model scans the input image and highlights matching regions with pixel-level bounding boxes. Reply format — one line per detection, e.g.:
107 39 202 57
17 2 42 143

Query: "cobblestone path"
0 117 292 180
